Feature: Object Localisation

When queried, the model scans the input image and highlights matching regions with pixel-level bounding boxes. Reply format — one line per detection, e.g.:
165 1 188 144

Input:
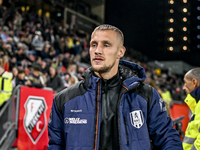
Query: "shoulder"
2 71 13 79
133 83 154 107
54 80 87 113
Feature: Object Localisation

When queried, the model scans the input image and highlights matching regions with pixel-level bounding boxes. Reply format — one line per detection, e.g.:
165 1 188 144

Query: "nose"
182 84 185 90
95 45 102 55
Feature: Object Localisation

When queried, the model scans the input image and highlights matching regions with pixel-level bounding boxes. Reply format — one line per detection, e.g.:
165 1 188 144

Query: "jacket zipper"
117 82 140 150
94 81 100 150
123 115 129 145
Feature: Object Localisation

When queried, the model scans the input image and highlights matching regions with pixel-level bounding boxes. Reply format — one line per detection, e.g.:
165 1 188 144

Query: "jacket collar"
81 60 146 90
184 86 200 113
190 86 200 103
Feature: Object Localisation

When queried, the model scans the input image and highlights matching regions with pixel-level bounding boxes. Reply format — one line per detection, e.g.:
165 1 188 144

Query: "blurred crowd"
0 1 186 107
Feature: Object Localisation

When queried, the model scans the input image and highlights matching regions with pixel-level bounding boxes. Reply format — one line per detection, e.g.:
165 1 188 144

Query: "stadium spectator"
9 55 17 71
68 73 78 87
46 66 64 94
13 11 22 36
25 62 45 88
1 26 9 42
31 31 44 56
182 68 200 150
61 73 71 88
15 68 28 86
0 41 13 57
11 66 18 87
48 24 183 149
161 87 172 104
41 43 50 59
0 63 13 107
2 55 10 71
57 53 69 69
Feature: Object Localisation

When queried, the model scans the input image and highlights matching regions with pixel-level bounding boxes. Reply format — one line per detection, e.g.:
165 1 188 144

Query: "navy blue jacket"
48 60 183 150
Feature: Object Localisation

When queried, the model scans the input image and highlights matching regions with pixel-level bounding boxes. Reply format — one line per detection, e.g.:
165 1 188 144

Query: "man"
182 68 200 150
15 68 28 86
31 31 44 56
46 66 65 94
0 63 13 106
48 24 182 150
25 62 45 88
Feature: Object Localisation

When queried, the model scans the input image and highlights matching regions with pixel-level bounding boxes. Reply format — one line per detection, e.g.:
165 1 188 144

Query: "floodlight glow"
183 8 187 13
183 36 187 41
168 46 174 51
168 28 174 32
183 46 187 50
170 9 174 13
183 0 187 3
183 27 187 31
169 18 174 23
183 17 187 22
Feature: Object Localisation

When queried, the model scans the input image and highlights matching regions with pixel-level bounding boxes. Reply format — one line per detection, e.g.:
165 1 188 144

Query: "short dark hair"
92 24 124 45
18 68 25 74
32 62 42 72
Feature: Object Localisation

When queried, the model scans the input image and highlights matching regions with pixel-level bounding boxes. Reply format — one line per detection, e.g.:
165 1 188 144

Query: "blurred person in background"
9 55 17 71
31 31 44 56
1 26 9 42
57 54 69 70
0 63 13 107
2 54 10 71
182 68 200 150
161 87 172 104
46 66 64 94
11 66 18 87
48 24 182 150
61 73 71 88
68 73 78 87
15 68 28 86
25 62 45 88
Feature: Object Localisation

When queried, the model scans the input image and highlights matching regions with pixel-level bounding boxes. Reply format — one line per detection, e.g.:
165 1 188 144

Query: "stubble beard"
92 61 115 74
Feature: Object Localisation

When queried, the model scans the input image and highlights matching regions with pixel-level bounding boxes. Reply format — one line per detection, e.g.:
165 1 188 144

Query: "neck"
95 69 118 80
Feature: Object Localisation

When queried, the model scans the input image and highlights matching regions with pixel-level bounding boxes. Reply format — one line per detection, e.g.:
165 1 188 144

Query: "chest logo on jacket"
130 110 144 129
64 117 87 124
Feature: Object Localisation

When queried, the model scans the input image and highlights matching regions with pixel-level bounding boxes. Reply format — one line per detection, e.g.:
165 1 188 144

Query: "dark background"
105 0 200 66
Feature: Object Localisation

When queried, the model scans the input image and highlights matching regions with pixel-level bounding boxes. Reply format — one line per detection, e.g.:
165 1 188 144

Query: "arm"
148 88 183 150
191 102 200 149
28 75 44 88
48 98 65 149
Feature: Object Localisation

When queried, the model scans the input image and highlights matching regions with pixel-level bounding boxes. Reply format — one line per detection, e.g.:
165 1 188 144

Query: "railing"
0 85 21 149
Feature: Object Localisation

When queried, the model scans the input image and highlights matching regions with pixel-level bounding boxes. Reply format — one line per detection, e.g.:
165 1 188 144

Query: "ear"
118 46 126 59
192 78 199 88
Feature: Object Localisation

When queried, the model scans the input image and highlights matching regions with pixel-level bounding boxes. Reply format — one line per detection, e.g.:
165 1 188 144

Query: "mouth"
93 57 104 63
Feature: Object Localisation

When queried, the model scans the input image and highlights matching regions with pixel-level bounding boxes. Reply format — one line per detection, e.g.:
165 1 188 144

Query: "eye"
104 44 110 47
91 44 97 48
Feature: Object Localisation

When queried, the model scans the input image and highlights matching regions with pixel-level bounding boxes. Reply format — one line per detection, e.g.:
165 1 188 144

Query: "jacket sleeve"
48 97 65 149
192 103 200 149
147 88 183 150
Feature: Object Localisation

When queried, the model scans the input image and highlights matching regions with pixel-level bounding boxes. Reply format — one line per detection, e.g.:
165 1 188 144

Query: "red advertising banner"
17 86 54 150
170 103 189 134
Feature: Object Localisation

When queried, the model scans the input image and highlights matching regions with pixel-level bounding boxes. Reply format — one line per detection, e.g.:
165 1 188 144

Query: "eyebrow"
90 40 112 45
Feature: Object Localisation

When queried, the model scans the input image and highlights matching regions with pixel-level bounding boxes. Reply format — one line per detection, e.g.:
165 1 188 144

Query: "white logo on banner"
130 110 144 129
24 96 47 144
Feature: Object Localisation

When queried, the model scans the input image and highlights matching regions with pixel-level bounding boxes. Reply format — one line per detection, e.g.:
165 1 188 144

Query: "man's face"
183 74 196 94
89 30 125 77
49 67 56 76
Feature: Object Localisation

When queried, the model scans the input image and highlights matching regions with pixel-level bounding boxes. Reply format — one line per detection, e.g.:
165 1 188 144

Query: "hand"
25 80 31 86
